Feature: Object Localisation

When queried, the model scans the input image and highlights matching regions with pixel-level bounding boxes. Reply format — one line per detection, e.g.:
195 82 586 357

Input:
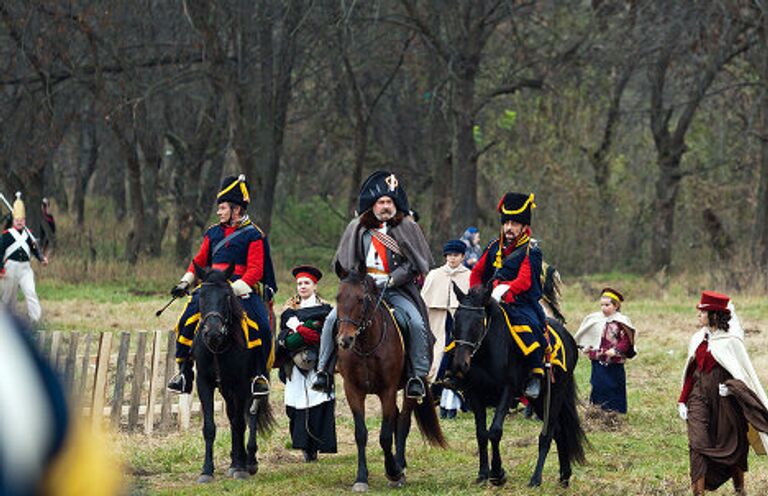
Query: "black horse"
192 262 275 483
450 284 586 487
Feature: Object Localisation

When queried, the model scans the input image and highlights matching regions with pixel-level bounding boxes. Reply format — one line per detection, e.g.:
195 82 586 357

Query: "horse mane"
541 264 566 324
201 269 246 346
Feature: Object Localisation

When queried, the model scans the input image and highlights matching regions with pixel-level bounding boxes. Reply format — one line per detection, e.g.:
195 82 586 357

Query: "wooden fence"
35 329 222 435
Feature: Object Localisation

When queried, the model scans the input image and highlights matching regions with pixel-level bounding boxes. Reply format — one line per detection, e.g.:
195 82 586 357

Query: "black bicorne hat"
357 170 410 215
497 191 535 225
217 174 250 208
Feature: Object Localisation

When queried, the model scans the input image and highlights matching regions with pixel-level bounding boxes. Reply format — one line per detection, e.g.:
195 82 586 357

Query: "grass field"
26 269 768 495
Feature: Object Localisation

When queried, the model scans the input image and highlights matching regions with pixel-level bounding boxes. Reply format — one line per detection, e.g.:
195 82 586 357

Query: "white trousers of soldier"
1 260 42 323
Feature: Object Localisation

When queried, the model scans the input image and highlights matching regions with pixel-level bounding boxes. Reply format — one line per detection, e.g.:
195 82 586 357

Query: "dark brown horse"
334 263 446 492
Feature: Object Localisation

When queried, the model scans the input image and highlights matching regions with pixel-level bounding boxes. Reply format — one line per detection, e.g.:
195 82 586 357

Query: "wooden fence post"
49 331 62 367
128 332 147 431
63 332 79 392
91 332 113 428
160 330 176 430
110 332 132 427
78 332 92 399
144 331 164 435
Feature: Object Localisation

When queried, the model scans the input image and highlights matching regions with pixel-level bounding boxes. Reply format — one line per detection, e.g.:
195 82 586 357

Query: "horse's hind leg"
529 388 563 487
488 386 510 486
246 409 259 475
378 388 404 485
555 428 571 487
197 380 216 483
346 386 369 492
395 396 413 473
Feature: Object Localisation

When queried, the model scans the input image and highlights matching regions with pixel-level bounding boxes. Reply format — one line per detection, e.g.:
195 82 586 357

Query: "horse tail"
252 397 276 435
413 387 448 448
541 264 566 324
557 376 587 465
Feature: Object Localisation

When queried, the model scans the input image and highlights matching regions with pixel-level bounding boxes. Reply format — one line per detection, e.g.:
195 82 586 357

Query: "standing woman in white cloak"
678 291 768 496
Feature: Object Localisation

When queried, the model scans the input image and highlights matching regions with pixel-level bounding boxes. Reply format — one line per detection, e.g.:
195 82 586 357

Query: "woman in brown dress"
678 291 768 495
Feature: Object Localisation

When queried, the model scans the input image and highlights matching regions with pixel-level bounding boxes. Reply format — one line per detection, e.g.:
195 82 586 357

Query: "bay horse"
192 262 275 483
335 263 446 492
450 283 586 487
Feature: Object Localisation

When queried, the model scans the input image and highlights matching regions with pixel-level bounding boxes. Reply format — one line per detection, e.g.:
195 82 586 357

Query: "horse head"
450 282 492 377
334 260 378 351
194 262 243 353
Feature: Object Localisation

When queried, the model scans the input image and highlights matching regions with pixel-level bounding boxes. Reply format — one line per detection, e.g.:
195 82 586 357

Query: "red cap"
696 290 730 313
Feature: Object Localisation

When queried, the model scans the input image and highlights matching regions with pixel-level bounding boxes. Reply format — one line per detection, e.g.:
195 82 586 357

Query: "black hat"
442 239 467 255
292 265 323 283
497 192 535 225
357 170 410 215
217 174 250 208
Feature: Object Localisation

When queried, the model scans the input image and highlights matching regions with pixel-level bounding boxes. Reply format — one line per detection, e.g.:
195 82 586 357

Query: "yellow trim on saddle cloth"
240 315 262 349
383 301 405 353
444 341 456 353
544 323 567 373
499 306 541 356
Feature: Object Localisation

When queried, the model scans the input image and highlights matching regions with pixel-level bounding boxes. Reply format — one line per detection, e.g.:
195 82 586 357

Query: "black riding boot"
167 359 194 394
406 376 426 400
311 354 336 394
524 374 542 400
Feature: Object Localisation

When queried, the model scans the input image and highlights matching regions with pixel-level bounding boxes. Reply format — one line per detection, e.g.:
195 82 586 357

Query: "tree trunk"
74 113 99 226
754 87 768 270
451 74 478 236
650 147 683 271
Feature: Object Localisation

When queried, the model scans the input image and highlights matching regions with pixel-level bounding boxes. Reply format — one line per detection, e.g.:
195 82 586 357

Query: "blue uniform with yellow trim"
493 239 548 373
174 221 277 373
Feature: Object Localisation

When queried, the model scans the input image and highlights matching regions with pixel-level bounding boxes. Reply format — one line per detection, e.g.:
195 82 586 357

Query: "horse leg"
225 394 249 480
472 399 490 484
395 395 413 473
488 386 510 486
246 407 259 475
346 386 369 492
555 428 571 487
378 387 404 486
529 386 563 487
197 379 216 483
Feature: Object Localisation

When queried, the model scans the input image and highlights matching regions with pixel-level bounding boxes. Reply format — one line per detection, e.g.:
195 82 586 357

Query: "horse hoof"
489 472 507 487
388 474 406 488
197 474 214 484
227 467 236 477
351 482 369 493
559 478 570 488
247 463 258 475
232 470 250 480
528 477 542 488
475 475 489 485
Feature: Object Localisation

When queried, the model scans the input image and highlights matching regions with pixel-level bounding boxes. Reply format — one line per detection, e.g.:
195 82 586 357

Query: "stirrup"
406 377 426 400
524 376 541 400
167 372 192 394
251 375 270 396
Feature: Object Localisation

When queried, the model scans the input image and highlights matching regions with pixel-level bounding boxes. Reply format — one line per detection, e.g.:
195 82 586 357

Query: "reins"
338 280 390 358
198 282 236 355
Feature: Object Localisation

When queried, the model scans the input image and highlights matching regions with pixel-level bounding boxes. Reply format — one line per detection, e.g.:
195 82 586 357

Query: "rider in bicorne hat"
167 174 278 398
469 191 548 399
311 171 435 400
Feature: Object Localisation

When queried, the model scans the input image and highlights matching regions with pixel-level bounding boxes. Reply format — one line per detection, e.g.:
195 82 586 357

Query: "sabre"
0 192 38 243
155 296 179 317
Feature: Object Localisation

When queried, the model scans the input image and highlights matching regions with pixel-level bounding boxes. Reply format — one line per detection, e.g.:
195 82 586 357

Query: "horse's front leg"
471 397 490 484
379 387 404 487
345 384 369 492
224 391 249 479
197 378 216 483
488 385 510 486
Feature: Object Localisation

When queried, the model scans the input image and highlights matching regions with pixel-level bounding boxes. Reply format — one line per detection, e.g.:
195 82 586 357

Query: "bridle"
338 280 387 338
337 280 388 357
453 303 489 358
199 282 234 354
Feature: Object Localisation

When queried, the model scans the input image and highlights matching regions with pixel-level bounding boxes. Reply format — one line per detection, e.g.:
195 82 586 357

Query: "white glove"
719 383 730 397
180 271 196 286
285 316 301 331
231 279 252 297
678 402 688 421
491 284 510 302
